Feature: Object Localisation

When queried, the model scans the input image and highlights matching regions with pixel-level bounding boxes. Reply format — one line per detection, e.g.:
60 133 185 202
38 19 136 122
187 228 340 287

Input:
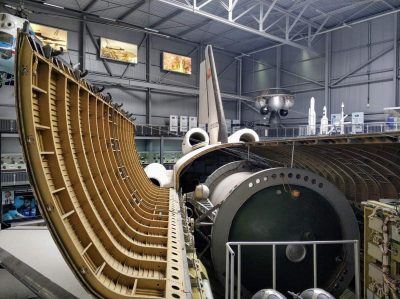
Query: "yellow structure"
16 31 189 298
363 200 400 298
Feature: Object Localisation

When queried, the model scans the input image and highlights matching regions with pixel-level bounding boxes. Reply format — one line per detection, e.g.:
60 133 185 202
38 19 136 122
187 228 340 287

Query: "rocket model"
308 97 316 135
340 102 348 134
320 106 329 135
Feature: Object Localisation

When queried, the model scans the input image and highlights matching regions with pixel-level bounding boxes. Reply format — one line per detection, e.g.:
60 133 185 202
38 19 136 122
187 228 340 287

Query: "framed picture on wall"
162 52 192 75
2 190 41 222
30 23 68 51
100 37 138 64
2 190 14 205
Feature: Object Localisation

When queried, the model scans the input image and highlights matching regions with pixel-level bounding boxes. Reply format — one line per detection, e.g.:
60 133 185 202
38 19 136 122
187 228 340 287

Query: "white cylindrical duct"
144 163 169 187
228 129 259 143
210 171 252 206
182 128 210 155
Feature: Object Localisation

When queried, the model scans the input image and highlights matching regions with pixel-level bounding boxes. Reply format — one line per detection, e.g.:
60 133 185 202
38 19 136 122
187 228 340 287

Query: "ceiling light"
100 16 116 22
145 27 159 33
43 2 64 9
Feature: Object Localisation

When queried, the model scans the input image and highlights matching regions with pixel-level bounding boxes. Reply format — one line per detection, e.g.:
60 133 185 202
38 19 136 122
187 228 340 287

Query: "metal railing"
0 119 18 133
257 121 400 139
135 124 187 137
225 240 360 299
1 171 30 186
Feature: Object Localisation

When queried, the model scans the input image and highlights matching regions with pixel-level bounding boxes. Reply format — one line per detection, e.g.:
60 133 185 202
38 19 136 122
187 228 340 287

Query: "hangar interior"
0 0 400 298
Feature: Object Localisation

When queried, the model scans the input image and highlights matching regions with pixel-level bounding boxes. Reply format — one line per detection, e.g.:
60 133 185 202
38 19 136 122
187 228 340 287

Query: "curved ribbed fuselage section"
16 32 187 299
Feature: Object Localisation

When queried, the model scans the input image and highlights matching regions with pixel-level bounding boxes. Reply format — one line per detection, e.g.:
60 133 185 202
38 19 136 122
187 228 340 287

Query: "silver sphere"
283 97 294 110
252 289 287 299
194 184 210 201
268 95 284 110
255 97 267 110
300 288 334 299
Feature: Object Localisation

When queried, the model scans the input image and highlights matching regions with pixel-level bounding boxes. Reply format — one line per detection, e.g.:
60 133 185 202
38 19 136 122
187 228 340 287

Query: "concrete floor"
0 270 36 299
0 226 92 299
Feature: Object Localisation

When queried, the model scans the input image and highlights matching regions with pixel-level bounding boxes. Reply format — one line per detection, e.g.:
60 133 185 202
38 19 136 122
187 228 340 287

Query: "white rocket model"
320 106 329 135
340 102 348 134
308 97 316 135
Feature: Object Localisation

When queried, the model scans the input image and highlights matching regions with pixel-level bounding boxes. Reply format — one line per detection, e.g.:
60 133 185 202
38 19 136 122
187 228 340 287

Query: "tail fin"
199 45 228 144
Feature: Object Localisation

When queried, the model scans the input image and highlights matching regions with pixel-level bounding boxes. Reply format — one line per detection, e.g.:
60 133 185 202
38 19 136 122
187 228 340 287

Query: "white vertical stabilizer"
198 45 228 144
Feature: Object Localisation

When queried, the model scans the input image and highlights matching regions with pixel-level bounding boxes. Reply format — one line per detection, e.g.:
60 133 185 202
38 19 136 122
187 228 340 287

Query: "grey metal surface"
204 160 258 194
0 227 92 299
0 247 78 299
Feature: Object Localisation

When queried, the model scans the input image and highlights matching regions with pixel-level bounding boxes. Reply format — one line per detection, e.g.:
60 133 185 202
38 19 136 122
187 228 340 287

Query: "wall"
0 5 240 128
242 13 400 126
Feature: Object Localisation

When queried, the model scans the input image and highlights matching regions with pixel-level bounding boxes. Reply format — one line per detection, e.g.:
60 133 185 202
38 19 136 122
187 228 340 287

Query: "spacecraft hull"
15 31 189 298
208 167 358 296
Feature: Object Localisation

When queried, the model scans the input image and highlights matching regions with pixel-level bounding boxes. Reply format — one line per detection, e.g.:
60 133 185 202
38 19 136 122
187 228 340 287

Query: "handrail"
225 240 360 299
257 121 400 139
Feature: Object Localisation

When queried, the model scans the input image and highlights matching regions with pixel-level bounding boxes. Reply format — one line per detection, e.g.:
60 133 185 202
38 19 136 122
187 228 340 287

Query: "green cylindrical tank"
209 166 359 297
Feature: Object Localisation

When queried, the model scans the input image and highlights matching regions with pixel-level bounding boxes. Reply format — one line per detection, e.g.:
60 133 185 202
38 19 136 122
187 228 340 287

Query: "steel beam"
178 19 212 36
325 32 331 115
394 13 399 106
264 0 278 21
288 0 320 12
276 46 281 88
288 2 310 35
292 77 393 94
237 57 243 122
146 34 151 124
83 0 98 12
116 0 146 21
79 16 87 71
380 0 395 10
246 4 400 56
245 57 324 87
87 73 252 101
242 100 260 114
150 10 182 28
155 0 315 52
262 0 322 30
331 45 394 86
86 24 113 76
310 0 373 22
309 16 329 44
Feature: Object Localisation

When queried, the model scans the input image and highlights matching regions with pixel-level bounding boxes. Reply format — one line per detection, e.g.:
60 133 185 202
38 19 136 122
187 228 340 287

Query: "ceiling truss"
155 0 317 52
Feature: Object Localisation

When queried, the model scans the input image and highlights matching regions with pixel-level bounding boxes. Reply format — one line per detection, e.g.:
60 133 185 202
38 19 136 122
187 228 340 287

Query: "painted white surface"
0 227 92 299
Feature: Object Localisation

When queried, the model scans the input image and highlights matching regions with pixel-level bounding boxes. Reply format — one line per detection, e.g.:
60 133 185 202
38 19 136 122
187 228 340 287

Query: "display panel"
2 190 40 222
30 23 67 51
100 37 138 63
162 51 192 75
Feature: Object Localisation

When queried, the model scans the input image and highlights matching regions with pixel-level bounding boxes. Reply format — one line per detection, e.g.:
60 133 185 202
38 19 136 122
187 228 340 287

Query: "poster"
162 52 192 75
2 190 14 205
2 190 40 222
31 23 67 51
100 37 138 64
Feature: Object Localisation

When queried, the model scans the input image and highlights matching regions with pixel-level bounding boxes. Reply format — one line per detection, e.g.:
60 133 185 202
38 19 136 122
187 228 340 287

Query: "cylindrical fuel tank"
206 164 359 297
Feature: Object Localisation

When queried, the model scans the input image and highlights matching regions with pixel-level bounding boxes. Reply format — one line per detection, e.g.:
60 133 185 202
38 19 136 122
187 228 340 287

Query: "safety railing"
257 121 400 139
1 171 30 186
225 240 360 299
0 119 18 133
135 124 187 137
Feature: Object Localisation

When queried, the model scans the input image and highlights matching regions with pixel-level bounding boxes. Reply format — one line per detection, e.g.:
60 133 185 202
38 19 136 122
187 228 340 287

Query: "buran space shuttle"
145 45 259 186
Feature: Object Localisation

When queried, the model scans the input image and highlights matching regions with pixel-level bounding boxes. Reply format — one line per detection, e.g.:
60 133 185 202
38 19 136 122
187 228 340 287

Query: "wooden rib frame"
16 32 189 299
